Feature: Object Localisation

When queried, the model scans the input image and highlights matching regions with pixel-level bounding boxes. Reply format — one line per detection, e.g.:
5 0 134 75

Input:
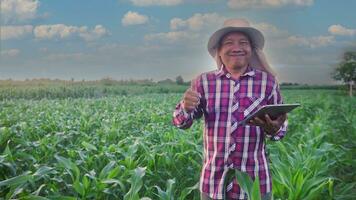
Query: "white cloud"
33 24 109 41
144 31 195 43
0 25 33 40
1 49 20 57
328 24 356 36
78 25 110 41
130 0 183 6
1 0 39 23
46 53 87 61
146 13 225 43
228 0 314 9
287 35 335 48
1 24 109 41
34 24 78 39
121 11 149 26
170 13 225 32
170 18 186 30
253 22 289 38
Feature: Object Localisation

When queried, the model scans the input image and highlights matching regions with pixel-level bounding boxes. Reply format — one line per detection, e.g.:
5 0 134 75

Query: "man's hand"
248 113 287 136
182 89 200 113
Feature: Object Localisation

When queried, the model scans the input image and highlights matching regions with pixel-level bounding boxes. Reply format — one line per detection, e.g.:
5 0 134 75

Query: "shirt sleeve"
265 79 288 141
172 75 205 129
172 101 194 129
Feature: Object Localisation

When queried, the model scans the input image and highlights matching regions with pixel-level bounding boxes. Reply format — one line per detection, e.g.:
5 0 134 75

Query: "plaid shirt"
172 65 288 199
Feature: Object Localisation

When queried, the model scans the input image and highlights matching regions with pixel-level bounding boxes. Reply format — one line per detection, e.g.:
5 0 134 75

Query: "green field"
0 84 355 199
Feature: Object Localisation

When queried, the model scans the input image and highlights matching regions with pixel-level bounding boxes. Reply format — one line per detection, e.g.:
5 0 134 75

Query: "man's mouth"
229 53 246 57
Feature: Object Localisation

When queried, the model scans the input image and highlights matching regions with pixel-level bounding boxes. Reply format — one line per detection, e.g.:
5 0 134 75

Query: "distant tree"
158 78 174 84
333 51 356 96
175 75 184 85
101 77 115 86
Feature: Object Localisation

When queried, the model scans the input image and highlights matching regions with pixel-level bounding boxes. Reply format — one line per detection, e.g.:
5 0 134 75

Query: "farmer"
172 19 288 200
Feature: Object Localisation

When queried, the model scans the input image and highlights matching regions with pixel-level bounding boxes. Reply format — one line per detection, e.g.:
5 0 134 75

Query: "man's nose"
231 43 243 51
231 45 243 52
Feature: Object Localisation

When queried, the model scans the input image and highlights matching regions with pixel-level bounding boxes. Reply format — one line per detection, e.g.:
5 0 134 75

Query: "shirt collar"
215 64 256 78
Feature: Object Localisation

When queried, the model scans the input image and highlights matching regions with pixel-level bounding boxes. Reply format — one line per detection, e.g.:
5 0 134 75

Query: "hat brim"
207 27 265 57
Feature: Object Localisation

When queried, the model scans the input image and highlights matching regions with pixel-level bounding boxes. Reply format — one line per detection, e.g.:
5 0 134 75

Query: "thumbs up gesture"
182 79 201 113
182 88 200 113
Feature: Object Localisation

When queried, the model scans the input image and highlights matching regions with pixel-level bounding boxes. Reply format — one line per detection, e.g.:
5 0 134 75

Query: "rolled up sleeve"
172 101 194 129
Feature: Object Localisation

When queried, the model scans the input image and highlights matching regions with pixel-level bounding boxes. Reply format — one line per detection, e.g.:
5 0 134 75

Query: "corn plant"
224 169 272 200
0 87 355 199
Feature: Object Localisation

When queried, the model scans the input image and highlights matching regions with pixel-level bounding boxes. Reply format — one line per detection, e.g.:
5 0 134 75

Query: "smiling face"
218 31 252 71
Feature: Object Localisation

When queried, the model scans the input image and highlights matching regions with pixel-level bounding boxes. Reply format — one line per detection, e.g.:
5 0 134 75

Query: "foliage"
175 76 184 85
0 88 355 199
333 51 356 96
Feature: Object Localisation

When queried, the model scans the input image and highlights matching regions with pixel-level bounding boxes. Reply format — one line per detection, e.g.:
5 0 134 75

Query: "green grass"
0 86 355 199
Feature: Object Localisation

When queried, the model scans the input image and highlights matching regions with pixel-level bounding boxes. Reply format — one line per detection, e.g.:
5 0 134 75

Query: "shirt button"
226 73 231 78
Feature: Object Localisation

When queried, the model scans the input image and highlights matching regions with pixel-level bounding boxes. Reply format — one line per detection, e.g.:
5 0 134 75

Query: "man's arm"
265 79 288 141
172 76 205 129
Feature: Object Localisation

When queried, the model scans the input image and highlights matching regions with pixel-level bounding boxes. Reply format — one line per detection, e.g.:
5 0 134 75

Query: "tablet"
238 103 300 126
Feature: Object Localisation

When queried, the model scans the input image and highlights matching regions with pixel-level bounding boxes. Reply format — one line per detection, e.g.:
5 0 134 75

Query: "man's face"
218 32 252 70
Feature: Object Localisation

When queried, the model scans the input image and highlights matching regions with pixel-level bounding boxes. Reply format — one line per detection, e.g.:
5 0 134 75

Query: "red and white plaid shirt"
172 65 287 199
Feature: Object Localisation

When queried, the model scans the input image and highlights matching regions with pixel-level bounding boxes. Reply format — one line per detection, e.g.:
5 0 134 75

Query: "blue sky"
1 0 355 84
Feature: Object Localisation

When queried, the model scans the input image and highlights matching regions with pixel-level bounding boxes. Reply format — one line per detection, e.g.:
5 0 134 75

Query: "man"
172 19 287 200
